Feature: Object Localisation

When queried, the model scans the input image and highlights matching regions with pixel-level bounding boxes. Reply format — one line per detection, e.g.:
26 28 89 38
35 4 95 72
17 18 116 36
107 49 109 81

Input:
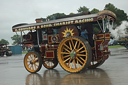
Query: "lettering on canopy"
14 18 94 32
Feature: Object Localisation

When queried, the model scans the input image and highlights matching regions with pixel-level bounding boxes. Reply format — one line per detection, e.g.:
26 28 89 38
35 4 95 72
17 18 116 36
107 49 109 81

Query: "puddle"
116 57 128 59
110 54 122 56
0 62 8 64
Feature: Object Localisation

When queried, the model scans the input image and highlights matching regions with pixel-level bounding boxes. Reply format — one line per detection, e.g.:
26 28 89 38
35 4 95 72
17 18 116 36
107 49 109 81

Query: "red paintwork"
93 33 110 61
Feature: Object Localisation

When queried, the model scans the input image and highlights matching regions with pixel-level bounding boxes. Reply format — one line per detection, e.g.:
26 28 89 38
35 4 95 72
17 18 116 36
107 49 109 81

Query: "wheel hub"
70 50 76 59
30 61 33 64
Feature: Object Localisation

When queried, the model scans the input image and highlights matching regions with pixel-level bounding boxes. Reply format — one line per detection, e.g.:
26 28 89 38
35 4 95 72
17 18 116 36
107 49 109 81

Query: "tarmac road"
0 47 128 85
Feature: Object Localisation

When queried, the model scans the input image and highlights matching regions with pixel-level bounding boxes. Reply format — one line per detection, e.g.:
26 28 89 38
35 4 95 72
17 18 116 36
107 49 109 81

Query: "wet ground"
0 47 128 85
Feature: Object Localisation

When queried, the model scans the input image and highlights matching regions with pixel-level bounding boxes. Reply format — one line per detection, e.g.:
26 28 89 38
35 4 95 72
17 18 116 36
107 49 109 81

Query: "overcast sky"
0 0 128 45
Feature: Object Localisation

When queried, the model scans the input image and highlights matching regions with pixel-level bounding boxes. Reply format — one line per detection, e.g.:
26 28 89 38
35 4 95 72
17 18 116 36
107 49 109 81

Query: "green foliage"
77 6 89 13
11 35 21 45
0 39 9 45
104 3 128 26
90 8 99 14
93 27 100 34
69 12 75 15
47 13 66 20
41 18 47 22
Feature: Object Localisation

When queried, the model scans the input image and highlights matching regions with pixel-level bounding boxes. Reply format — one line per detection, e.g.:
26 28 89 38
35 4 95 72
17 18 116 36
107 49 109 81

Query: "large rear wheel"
57 36 92 73
24 51 42 73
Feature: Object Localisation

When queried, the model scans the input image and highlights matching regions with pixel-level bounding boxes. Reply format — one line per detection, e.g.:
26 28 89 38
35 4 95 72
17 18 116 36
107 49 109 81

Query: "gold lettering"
85 19 87 22
63 22 65 25
79 20 82 23
71 21 74 24
60 23 62 25
37 26 40 29
75 20 78 23
41 25 44 28
68 21 70 24
82 19 84 23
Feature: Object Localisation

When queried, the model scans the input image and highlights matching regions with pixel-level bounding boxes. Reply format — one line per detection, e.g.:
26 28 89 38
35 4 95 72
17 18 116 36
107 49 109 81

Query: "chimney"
35 18 43 23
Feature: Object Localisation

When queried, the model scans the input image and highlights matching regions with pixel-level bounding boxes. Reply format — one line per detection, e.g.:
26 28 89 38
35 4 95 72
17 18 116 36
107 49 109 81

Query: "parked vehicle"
12 10 116 73
108 39 118 46
0 44 12 57
117 36 128 49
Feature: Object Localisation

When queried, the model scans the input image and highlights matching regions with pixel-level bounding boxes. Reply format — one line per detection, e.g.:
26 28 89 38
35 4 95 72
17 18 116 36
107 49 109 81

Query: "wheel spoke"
71 39 74 48
30 54 34 61
76 46 84 52
33 64 36 70
27 63 31 66
74 41 78 50
63 55 70 58
34 63 39 67
77 60 79 68
70 60 74 68
79 50 86 53
28 56 32 60
73 59 77 69
27 57 31 61
63 47 70 53
67 58 71 66
61 52 70 54
33 59 38 64
64 44 71 50
64 57 71 63
69 41 72 50
77 41 80 49
76 57 84 65
79 56 86 62
30 65 33 70
34 55 37 58
77 54 86 57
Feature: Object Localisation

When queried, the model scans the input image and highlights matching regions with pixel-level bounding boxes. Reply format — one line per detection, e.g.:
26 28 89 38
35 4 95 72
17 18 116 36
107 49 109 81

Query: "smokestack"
35 18 43 23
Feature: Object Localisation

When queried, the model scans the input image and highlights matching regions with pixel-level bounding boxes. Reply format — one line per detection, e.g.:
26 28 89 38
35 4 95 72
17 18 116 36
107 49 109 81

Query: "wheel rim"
58 37 88 73
24 52 40 72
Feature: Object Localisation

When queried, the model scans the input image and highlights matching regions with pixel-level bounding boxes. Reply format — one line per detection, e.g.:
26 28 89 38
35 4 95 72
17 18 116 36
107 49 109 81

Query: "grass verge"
108 45 123 48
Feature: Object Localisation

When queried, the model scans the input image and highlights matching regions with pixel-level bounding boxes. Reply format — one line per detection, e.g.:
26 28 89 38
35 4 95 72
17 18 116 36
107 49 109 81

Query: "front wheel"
57 36 92 73
42 59 58 69
24 51 42 73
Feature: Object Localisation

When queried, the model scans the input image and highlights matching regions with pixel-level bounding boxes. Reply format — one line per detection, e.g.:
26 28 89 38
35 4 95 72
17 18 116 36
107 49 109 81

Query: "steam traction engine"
12 10 116 73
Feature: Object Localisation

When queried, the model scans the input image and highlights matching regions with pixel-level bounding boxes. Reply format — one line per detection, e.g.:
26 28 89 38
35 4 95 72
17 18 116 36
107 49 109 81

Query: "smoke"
109 21 128 40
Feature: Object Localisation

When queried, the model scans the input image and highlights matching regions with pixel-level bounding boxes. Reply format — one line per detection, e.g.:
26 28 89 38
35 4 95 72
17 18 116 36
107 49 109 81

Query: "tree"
104 3 128 26
69 12 75 15
11 35 21 45
77 6 89 13
47 13 66 20
90 8 99 14
0 39 9 45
